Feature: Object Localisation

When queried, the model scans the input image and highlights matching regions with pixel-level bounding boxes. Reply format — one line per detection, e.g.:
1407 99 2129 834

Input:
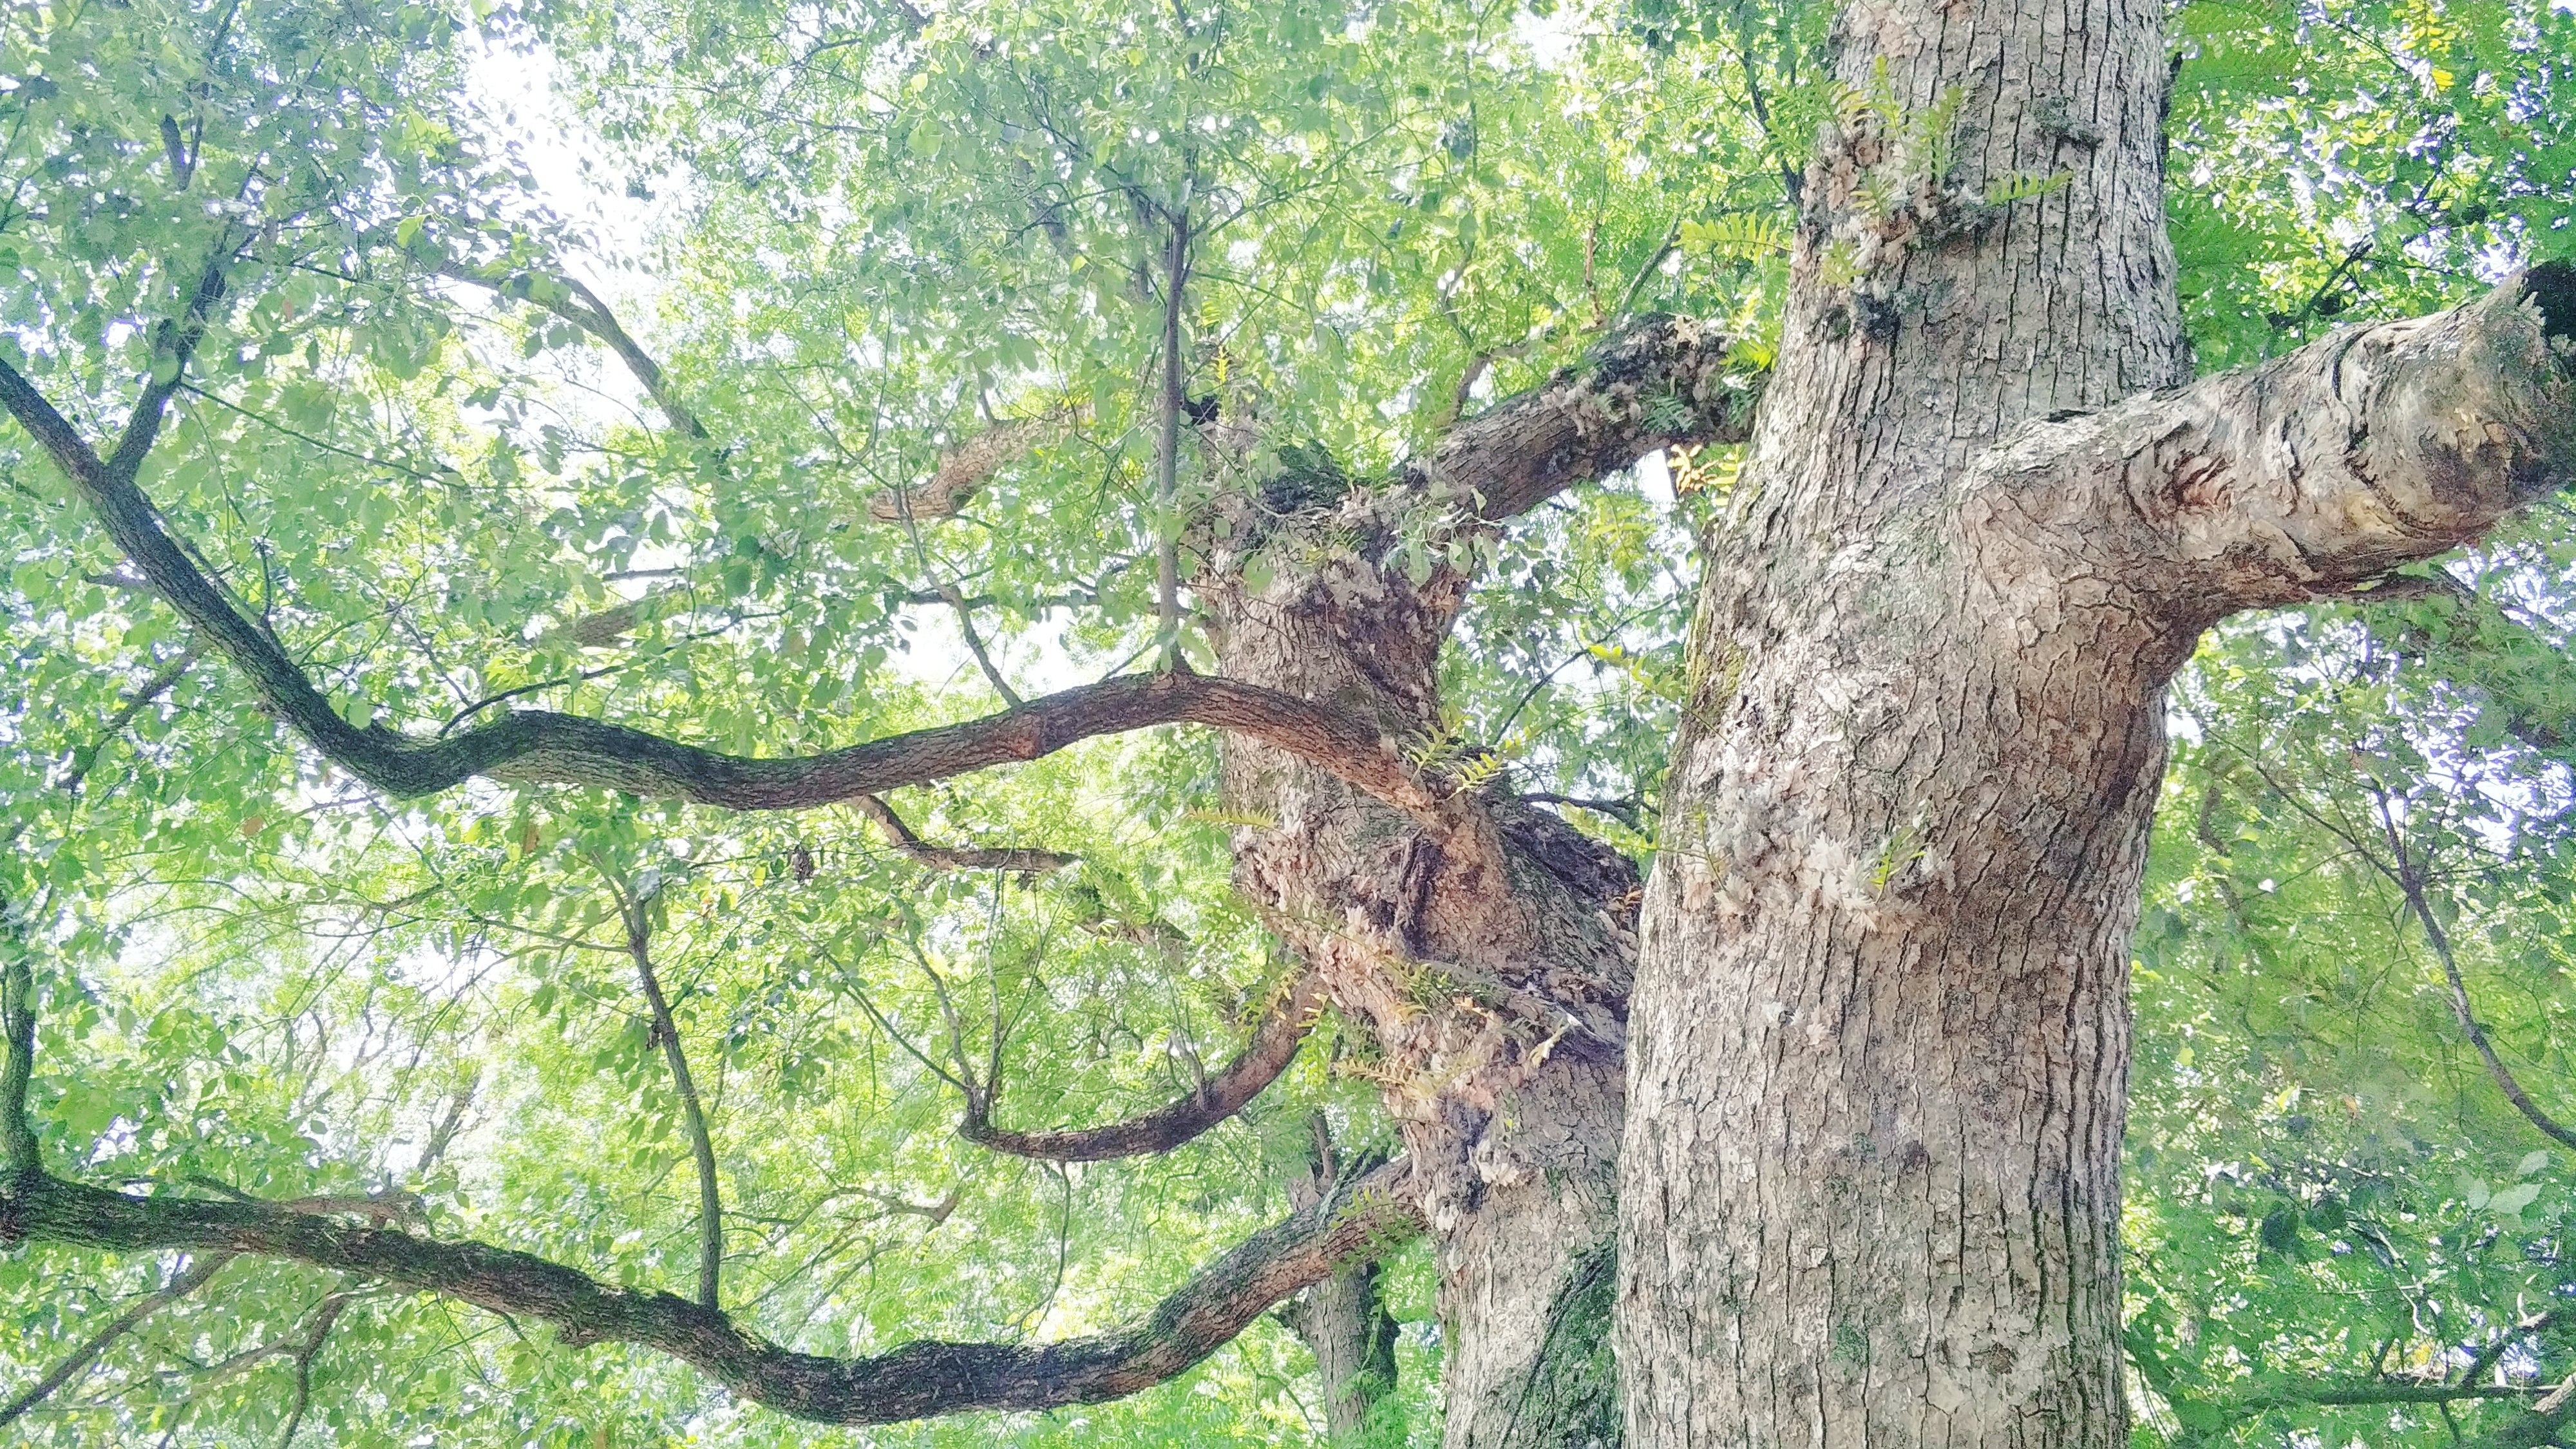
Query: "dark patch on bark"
2527 260 2576 348
1493 797 1642 913
1262 440 1354 515
1497 1236 1620 1449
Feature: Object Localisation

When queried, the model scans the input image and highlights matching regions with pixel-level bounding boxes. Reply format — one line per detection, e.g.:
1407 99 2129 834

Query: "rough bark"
1618 1 2576 1446
1286 1258 1402 1444
1206 526 1634 1449
1171 312 1761 1448
0 269 1757 1436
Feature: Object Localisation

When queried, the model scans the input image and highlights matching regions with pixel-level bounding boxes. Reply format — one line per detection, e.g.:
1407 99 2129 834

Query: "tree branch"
963 967 1322 1162
2237 1381 2555 1409
0 357 1434 811
1982 264 2576 618
851 796 1077 875
2368 789 2576 1153
1423 313 1764 522
605 874 726 1311
109 238 243 486
0 1159 1420 1426
272 1289 354 1449
54 649 198 794
867 411 1076 524
0 347 1428 810
0 1252 233 1428
435 263 706 440
2369 580 2576 759
1 936 35 1178
1153 213 1191 667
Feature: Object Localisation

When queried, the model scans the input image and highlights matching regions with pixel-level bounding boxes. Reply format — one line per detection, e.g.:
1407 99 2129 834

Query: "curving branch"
2368 790 2576 1154
435 262 707 440
0 364 1439 815
0 342 1431 813
963 967 1324 1162
851 795 1077 876
272 1289 355 1449
1978 264 2576 620
0 1158 1421 1426
605 875 726 1311
869 410 1077 524
1423 312 1765 522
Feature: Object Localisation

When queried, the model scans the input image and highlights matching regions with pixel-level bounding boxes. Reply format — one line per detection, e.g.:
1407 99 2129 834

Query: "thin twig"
0 1253 234 1428
849 795 1076 875
2366 787 2576 1153
939 584 1024 708
54 650 199 795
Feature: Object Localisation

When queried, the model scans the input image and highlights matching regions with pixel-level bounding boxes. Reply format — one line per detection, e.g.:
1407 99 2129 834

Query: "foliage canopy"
2 0 2575 1443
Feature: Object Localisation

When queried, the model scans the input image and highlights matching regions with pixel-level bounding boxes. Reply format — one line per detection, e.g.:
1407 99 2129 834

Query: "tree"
1 0 2573 1445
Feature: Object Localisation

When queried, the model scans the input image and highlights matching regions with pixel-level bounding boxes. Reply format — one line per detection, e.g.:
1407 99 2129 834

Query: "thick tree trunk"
1619 1 2576 1445
1205 495 1638 1449
1622 1 2187 1444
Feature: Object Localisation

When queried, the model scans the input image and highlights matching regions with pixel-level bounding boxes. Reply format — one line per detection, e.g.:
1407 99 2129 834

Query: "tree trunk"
1623 1 2186 1444
1282 1121 1405 1446
1620 0 2576 1444
1285 1258 1399 1444
1205 489 1637 1449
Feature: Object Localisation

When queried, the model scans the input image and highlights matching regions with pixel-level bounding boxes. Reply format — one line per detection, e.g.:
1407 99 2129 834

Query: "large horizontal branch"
1980 264 2576 619
0 352 1440 816
1422 313 1766 522
963 967 1324 1162
0 1160 1419 1425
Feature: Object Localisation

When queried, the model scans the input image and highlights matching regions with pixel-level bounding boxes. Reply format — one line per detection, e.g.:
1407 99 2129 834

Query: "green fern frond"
1679 214 1791 260
1983 169 2073 207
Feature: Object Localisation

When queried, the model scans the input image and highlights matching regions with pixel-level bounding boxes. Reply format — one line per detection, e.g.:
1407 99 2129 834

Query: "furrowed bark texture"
1620 2 2576 1446
1206 533 1633 1449
1204 316 1756 1449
